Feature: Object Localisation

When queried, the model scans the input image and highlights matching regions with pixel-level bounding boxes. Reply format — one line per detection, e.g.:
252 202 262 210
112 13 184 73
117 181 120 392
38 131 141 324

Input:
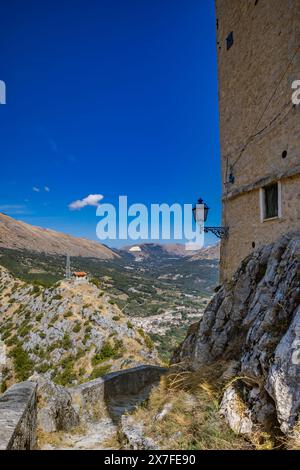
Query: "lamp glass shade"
193 199 209 224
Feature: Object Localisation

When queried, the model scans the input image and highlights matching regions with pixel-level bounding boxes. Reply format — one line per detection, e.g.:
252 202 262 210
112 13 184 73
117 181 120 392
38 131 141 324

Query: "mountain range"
0 213 220 261
0 212 117 259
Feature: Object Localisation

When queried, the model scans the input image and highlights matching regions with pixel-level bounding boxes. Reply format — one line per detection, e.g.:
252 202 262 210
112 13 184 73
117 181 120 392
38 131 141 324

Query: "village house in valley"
216 0 300 281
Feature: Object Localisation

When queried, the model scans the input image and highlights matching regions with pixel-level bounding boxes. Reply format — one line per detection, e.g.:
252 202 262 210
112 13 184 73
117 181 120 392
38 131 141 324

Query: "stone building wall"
215 0 300 280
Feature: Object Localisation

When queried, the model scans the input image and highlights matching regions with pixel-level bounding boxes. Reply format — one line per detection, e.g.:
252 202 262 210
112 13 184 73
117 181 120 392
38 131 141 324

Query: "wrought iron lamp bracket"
204 226 229 239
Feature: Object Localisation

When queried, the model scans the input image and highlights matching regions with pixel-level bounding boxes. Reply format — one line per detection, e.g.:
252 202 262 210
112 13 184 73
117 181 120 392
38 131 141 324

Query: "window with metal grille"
261 183 280 220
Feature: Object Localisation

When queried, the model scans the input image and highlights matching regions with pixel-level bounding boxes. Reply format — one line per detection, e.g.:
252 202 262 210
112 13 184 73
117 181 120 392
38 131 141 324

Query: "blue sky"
0 0 220 247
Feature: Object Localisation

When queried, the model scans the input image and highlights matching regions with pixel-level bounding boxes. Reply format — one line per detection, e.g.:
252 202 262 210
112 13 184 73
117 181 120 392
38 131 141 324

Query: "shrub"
90 364 111 379
18 324 31 338
63 310 72 318
138 328 154 350
127 321 133 329
36 363 50 374
52 294 63 301
2 330 12 341
62 333 72 349
112 315 121 321
15 304 25 314
6 335 17 347
91 277 101 288
52 355 77 386
1 379 7 393
91 339 123 365
31 285 40 295
73 323 81 333
9 342 33 381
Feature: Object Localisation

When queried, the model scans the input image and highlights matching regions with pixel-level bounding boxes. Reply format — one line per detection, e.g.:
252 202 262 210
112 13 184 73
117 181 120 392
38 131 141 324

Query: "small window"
226 32 234 50
260 182 281 221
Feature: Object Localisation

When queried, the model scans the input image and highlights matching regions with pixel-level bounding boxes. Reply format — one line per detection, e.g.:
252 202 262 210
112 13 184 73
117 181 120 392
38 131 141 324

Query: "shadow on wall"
103 366 167 424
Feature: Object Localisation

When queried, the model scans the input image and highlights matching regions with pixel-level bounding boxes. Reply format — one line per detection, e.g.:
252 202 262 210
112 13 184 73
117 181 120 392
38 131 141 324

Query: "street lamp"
192 198 229 239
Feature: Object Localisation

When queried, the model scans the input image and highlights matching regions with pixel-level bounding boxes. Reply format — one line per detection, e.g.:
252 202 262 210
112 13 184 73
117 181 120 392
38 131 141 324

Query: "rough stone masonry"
216 0 300 281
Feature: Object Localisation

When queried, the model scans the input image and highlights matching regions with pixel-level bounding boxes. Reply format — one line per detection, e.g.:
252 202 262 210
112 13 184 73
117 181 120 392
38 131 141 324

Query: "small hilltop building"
72 271 88 282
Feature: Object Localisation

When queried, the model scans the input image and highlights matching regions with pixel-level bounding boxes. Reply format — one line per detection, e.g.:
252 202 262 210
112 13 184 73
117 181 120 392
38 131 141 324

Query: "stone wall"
0 381 37 450
69 365 166 423
0 365 166 449
215 0 300 280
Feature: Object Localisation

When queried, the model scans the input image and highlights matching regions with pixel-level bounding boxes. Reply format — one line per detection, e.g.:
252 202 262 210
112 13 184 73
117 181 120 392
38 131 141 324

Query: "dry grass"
37 424 87 449
285 420 300 450
128 361 252 450
124 361 281 450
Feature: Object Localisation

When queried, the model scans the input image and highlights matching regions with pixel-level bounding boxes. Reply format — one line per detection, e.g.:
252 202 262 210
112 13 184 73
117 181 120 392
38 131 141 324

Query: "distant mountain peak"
120 242 220 260
0 213 118 260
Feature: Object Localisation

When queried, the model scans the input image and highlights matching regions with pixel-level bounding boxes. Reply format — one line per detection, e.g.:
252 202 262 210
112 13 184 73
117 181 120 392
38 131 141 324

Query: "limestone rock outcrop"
121 415 158 450
173 233 300 435
31 374 79 433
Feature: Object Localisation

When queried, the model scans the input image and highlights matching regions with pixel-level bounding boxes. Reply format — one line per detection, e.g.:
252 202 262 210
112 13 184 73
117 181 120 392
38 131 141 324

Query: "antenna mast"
65 254 71 280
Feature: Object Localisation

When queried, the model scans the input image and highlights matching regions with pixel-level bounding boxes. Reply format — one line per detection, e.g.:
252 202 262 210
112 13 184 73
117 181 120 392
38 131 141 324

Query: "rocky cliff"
173 233 300 436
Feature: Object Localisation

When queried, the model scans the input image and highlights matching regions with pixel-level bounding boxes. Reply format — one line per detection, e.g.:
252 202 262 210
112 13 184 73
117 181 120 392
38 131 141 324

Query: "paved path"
40 388 153 450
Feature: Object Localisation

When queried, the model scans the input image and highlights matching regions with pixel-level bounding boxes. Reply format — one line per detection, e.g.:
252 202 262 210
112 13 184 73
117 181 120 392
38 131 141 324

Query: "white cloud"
44 186 50 192
32 187 40 192
69 194 104 211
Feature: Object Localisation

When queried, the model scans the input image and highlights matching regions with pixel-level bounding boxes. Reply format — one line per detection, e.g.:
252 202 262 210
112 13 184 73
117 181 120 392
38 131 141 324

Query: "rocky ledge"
173 233 300 435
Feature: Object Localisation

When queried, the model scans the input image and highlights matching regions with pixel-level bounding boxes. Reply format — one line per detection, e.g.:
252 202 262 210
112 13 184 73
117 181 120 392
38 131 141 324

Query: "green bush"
62 333 72 349
18 324 31 338
127 321 133 329
73 323 81 333
138 328 154 350
92 339 123 365
64 310 72 318
52 294 63 301
6 335 17 347
15 304 25 314
9 342 33 381
91 277 101 288
36 363 50 374
2 330 12 341
90 364 111 379
112 315 121 321
31 285 40 295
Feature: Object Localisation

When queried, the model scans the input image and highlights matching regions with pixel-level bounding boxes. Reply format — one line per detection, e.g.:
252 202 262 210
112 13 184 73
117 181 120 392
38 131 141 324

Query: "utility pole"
65 254 71 280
